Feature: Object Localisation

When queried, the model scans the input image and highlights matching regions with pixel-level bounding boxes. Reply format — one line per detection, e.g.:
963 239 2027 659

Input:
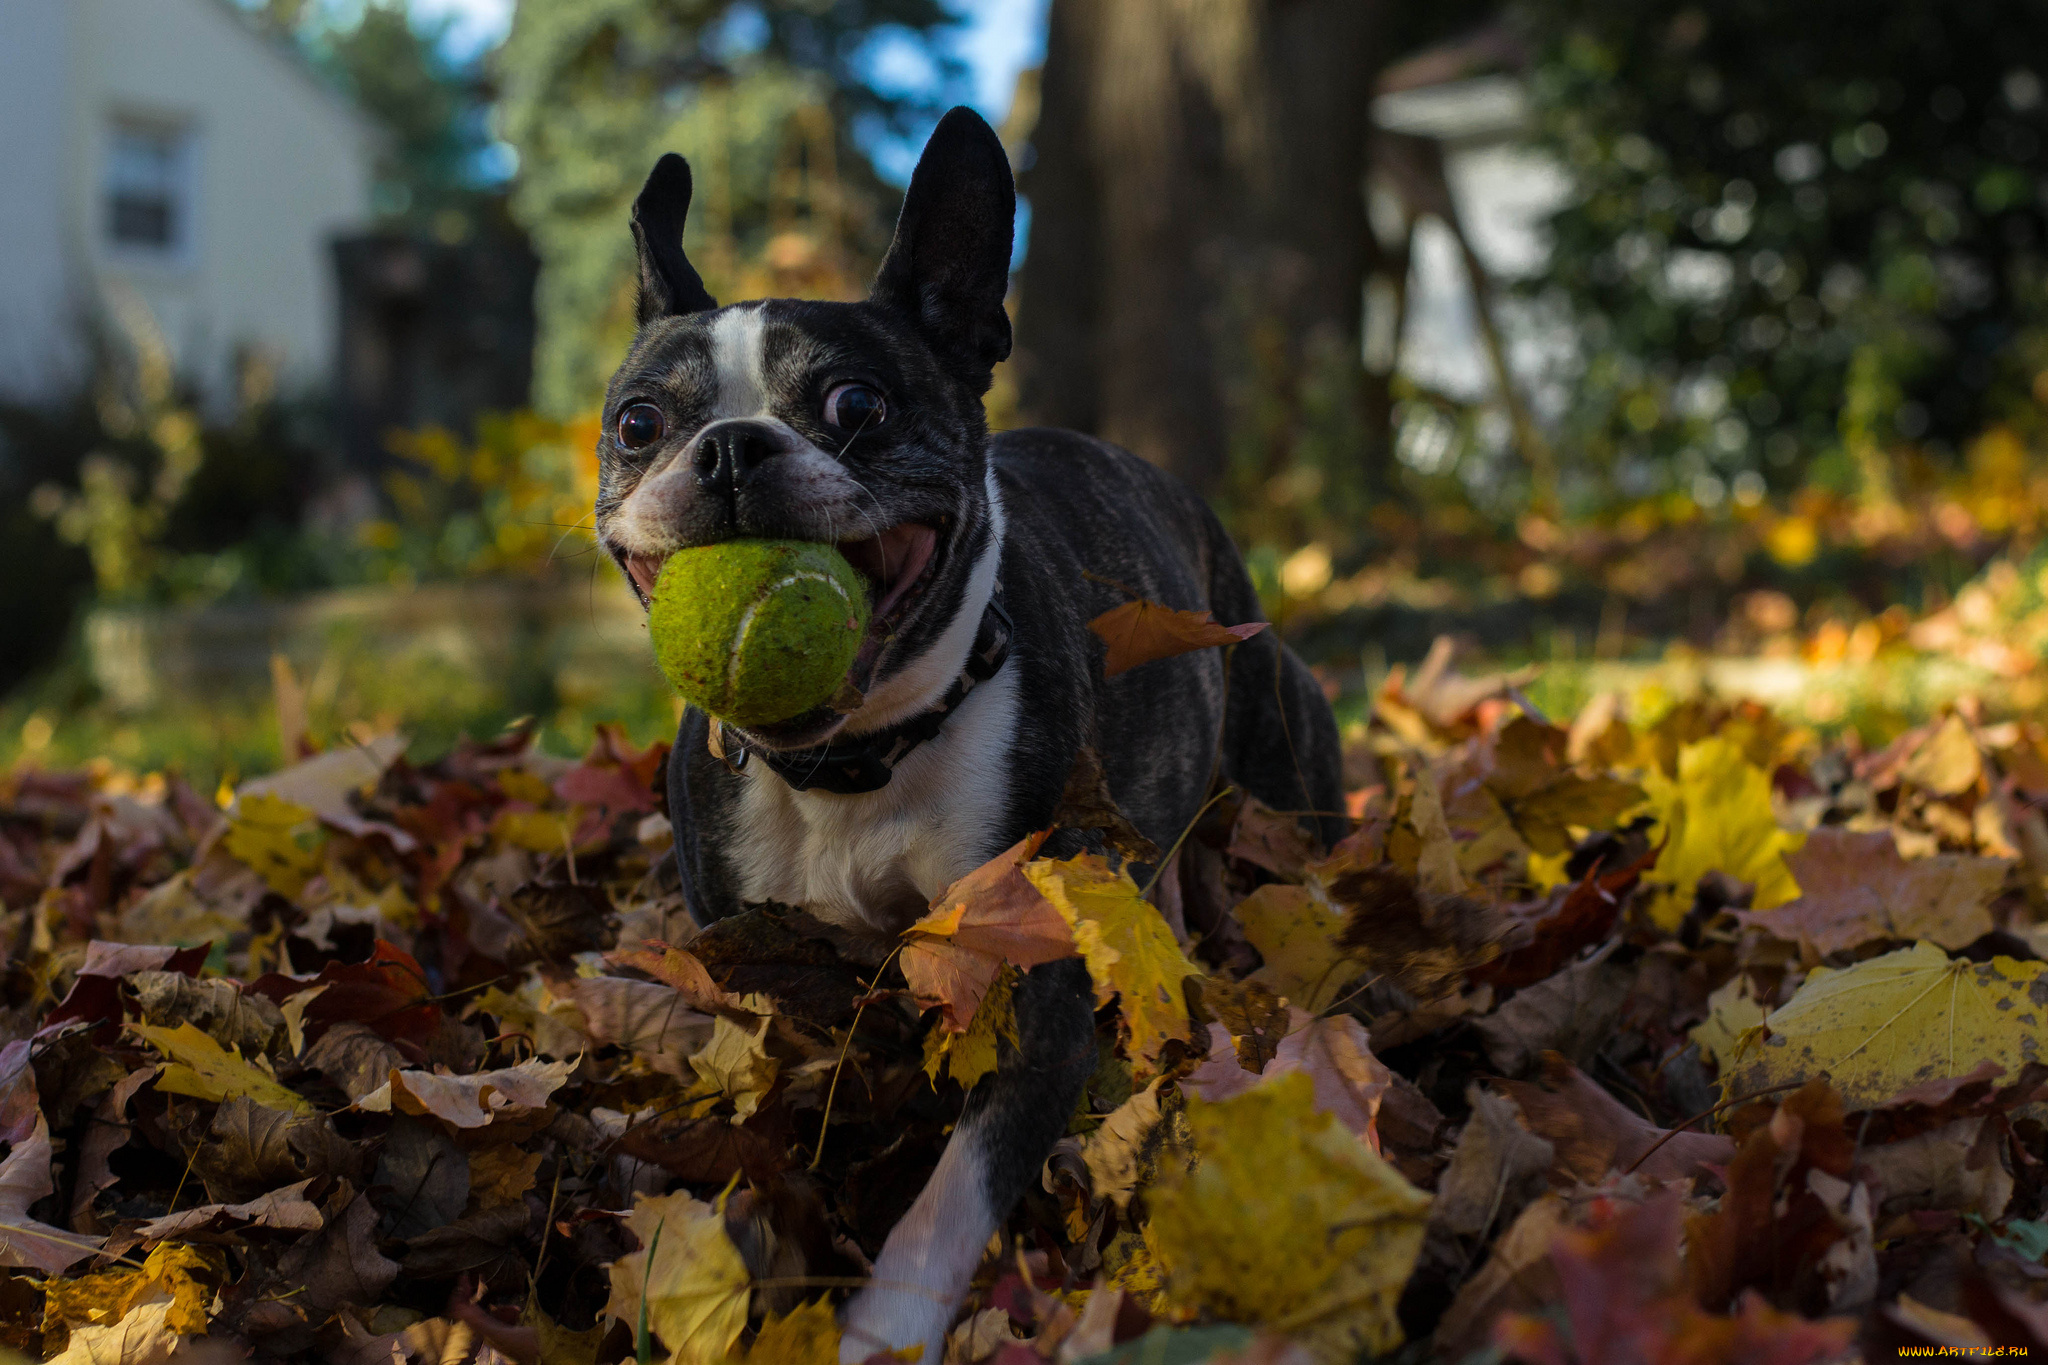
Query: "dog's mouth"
623 519 944 702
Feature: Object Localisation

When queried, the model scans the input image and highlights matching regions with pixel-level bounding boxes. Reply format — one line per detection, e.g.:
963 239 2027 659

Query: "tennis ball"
648 540 870 727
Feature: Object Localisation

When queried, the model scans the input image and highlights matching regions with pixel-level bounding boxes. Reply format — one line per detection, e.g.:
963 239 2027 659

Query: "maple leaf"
1724 941 2048 1107
356 1056 575 1128
922 964 1019 1090
1088 598 1267 678
688 1013 781 1123
603 1190 751 1365
607 940 748 1013
1183 1011 1393 1151
1736 827 2008 954
0 1117 104 1274
1495 1187 1857 1365
747 1298 841 1363
1146 1071 1431 1361
1024 853 1205 1073
553 974 716 1076
44 1293 183 1365
901 831 1071 1032
1232 883 1353 1012
1495 1052 1734 1184
1330 866 1505 1004
221 791 326 898
43 1242 219 1349
1639 737 1804 928
129 1020 314 1115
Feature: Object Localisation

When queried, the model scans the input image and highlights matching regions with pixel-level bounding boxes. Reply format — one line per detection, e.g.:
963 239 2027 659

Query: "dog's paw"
837 1286 951 1365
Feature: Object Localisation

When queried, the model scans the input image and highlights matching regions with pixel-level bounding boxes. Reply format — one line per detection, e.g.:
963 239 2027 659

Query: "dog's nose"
693 420 784 501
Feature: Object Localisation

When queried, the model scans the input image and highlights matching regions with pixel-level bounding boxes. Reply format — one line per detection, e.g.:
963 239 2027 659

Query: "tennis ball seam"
727 570 860 695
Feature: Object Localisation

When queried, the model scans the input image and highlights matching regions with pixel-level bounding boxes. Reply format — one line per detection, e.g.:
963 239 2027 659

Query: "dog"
595 105 1343 1362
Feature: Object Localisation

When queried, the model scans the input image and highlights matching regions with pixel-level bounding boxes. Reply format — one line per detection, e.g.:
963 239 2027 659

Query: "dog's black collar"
715 589 1012 795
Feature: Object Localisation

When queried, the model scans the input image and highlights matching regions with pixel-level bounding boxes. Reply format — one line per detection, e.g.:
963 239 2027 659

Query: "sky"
411 0 1049 162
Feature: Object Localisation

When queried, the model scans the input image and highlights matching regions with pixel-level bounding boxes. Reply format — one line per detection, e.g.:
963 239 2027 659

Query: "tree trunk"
1014 0 1387 498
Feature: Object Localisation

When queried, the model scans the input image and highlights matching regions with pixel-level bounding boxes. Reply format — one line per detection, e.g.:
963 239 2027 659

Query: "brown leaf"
1226 797 1317 879
1331 865 1505 1002
503 879 618 962
1495 1052 1735 1185
1471 941 1634 1075
1088 598 1266 678
192 1096 358 1205
901 832 1073 1031
618 1109 795 1185
553 975 714 1076
1684 1080 1856 1312
1735 827 2009 954
1052 746 1162 863
0 1117 104 1273
1181 1012 1392 1149
132 1179 325 1245
1475 845 1652 991
1425 1088 1554 1252
303 1021 408 1102
358 1057 574 1129
274 1192 400 1316
605 941 748 1013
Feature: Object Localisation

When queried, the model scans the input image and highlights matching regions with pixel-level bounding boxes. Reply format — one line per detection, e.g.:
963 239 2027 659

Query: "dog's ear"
631 153 718 323
871 107 1015 389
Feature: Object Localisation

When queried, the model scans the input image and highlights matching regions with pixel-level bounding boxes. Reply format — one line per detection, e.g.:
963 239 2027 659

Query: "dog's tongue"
840 523 937 623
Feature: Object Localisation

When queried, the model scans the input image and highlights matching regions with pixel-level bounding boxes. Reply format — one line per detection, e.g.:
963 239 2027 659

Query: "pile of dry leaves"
2 630 2048 1364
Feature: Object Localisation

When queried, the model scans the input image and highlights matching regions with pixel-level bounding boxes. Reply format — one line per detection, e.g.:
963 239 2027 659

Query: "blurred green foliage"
1519 0 2048 514
499 0 957 414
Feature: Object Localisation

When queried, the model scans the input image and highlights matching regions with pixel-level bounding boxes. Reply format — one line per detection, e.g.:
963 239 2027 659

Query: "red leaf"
900 832 1073 1031
1088 599 1266 678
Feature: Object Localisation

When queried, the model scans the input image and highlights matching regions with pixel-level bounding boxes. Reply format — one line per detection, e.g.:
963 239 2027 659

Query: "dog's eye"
824 383 886 432
616 403 665 451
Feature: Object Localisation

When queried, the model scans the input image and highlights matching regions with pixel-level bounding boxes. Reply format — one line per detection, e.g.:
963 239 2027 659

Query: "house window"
105 121 192 254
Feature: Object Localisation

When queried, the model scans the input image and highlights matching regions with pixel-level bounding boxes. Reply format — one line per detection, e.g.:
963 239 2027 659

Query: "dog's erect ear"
871 107 1015 388
631 153 718 323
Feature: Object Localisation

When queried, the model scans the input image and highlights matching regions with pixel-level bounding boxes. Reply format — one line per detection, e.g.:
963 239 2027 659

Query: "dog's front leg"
838 957 1095 1363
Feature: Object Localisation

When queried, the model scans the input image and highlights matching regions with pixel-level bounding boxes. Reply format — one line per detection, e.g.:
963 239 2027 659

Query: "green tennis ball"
648 540 870 727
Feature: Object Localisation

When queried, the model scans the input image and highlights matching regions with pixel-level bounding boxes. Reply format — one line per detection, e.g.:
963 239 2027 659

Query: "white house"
0 0 375 406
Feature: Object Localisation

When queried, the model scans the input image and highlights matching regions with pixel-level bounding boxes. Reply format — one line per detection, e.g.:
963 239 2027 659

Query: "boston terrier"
595 106 1343 1362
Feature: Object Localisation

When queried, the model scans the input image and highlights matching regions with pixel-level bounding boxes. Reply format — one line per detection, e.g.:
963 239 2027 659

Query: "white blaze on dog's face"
593 134 1016 753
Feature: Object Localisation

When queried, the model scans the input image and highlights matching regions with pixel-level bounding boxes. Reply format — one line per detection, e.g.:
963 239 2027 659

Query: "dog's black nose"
693 420 784 501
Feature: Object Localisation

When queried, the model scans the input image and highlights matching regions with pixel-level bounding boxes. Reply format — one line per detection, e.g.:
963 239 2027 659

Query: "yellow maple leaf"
922 965 1019 1091
688 1014 781 1124
746 1298 840 1364
43 1242 219 1347
129 1022 313 1115
603 1190 750 1365
1724 941 2048 1107
1145 1071 1431 1361
1024 854 1204 1074
1232 884 1352 1012
222 792 325 898
1638 736 1804 928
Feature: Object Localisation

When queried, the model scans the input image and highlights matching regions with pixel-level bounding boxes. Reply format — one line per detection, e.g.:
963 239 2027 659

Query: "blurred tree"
498 0 955 416
252 0 498 232
1519 0 2048 512
1014 0 1388 501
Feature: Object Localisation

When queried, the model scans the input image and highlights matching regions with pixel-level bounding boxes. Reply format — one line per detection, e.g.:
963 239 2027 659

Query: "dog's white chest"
725 666 1020 937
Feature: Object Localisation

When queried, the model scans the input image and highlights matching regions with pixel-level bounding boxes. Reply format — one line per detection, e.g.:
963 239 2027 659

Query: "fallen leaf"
1423 1088 1554 1258
133 1179 324 1243
554 975 715 1076
43 1293 181 1365
303 1020 408 1101
1724 941 2048 1107
746 1298 840 1363
221 791 326 897
1496 1187 1857 1365
1070 1078 1189 1212
922 964 1019 1090
42 1242 217 1350
357 1057 575 1128
1233 884 1353 1012
1025 854 1205 1073
1182 1012 1392 1150
603 1190 750 1365
1690 975 1769 1075
1146 1071 1431 1361
1736 827 2009 954
129 1020 314 1115
689 1013 781 1123
1639 737 1804 928
1408 763 1468 897
1055 746 1164 864
1495 1052 1734 1184
1471 942 1635 1075
605 941 748 1013
1899 714 1983 796
902 832 1071 1032
1089 599 1266 678
1330 865 1504 1003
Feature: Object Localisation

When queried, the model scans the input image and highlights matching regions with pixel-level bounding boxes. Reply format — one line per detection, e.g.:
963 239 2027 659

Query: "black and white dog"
596 106 1342 1361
